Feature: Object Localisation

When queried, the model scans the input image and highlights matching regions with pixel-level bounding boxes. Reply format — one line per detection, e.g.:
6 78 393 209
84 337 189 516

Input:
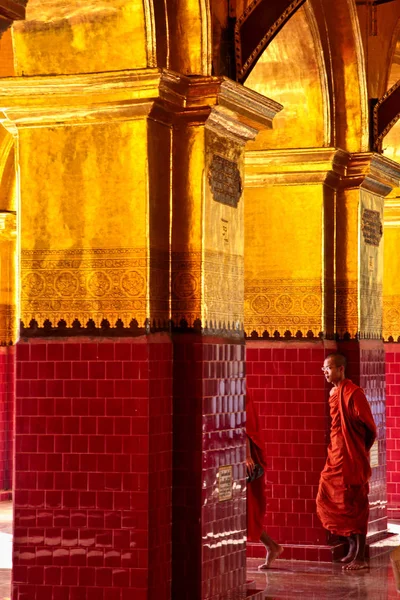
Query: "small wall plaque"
218 465 233 502
208 154 242 208
370 440 379 468
361 209 382 247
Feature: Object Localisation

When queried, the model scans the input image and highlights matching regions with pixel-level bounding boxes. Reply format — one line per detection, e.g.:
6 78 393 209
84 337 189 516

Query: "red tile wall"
12 334 172 600
246 339 387 560
0 345 14 496
172 336 246 600
385 343 400 519
246 341 330 558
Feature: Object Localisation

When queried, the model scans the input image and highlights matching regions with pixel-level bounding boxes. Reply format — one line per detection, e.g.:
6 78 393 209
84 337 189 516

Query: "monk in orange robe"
316 353 377 570
247 394 283 568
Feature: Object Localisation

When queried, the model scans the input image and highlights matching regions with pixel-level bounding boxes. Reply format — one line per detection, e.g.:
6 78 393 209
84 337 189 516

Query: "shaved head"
325 353 347 369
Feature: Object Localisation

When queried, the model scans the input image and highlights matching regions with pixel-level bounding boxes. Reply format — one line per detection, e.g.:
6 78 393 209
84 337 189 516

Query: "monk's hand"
246 455 255 478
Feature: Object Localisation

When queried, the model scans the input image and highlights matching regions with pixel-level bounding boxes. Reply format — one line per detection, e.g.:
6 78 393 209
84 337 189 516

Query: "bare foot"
258 544 284 569
340 553 356 564
343 560 368 571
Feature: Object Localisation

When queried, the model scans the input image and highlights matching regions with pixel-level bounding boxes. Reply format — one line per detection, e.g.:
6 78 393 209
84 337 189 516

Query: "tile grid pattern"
246 342 330 561
12 336 172 600
0 346 13 496
172 338 247 600
385 343 400 518
246 340 388 560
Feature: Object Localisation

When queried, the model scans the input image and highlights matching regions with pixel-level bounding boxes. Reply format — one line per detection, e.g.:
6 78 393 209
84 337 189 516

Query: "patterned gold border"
244 278 322 337
21 247 150 328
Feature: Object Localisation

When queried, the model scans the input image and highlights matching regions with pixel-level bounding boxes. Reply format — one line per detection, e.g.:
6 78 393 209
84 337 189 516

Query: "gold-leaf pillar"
336 153 400 541
336 154 399 339
154 72 282 599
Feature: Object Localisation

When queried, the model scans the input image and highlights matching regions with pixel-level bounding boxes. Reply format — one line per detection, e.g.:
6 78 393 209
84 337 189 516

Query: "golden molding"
244 278 322 337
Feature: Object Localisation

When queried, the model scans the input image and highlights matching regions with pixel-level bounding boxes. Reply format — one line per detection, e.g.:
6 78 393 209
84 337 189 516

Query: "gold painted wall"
383 225 400 341
12 0 149 76
19 118 150 328
244 183 324 337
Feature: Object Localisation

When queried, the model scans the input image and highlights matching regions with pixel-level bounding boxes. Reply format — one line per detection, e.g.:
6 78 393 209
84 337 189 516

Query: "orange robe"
246 396 268 542
316 379 377 537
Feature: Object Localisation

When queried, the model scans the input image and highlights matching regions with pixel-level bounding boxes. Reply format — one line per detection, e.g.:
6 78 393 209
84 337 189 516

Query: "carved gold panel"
244 278 322 337
335 280 359 339
20 247 149 328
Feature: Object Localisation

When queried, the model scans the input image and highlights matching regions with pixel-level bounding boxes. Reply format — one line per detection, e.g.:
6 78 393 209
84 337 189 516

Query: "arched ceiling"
381 13 400 163
356 1 400 98
243 3 328 150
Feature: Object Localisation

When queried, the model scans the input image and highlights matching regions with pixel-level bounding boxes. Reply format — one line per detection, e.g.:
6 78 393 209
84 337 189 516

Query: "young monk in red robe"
316 353 377 571
247 394 283 568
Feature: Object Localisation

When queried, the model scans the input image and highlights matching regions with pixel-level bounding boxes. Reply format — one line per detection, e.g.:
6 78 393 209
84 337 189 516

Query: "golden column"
336 153 400 340
150 72 282 599
332 152 400 540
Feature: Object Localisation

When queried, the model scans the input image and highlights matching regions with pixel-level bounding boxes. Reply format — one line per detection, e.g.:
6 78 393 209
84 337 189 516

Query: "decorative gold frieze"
384 296 400 341
171 251 244 330
244 278 322 337
20 247 149 328
335 280 359 338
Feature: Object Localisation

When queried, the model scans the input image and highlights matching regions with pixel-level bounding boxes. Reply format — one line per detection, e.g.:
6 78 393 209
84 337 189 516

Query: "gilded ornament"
361 209 383 247
22 272 45 296
386 308 399 323
251 294 271 314
302 294 321 314
121 270 145 297
275 294 293 314
88 272 112 297
55 272 79 296
208 154 242 208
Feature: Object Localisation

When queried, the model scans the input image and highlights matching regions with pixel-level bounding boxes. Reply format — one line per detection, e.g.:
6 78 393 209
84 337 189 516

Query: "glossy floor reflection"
248 556 399 600
1 495 400 600
0 502 12 600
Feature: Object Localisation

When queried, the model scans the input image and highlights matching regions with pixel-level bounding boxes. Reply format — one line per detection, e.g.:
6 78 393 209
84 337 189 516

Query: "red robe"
246 396 268 542
316 379 377 536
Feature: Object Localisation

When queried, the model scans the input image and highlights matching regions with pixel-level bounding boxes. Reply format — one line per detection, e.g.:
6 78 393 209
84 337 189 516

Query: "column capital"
339 151 400 196
153 70 283 141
